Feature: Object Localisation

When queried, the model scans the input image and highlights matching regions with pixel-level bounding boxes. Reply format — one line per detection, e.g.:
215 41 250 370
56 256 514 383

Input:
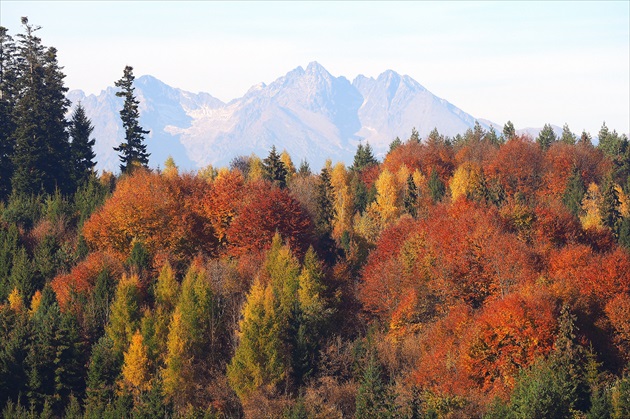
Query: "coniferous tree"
11 18 72 195
262 145 287 188
403 173 418 218
599 174 621 235
579 130 593 147
351 142 377 172
503 120 516 141
297 159 311 177
388 137 402 154
69 103 96 186
536 123 557 152
114 66 150 173
428 168 445 203
409 127 420 143
560 123 577 145
0 26 18 201
563 166 586 217
315 166 335 237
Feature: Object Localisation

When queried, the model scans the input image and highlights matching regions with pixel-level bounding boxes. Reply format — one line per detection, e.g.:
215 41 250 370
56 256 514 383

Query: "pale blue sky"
1 1 628 135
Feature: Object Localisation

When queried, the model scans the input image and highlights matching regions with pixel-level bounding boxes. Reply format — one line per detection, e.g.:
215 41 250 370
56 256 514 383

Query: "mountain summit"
69 62 493 172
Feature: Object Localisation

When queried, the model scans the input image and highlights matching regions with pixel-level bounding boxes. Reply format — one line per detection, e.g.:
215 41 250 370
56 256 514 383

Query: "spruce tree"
0 26 18 201
536 123 557 152
11 18 72 195
262 145 287 188
68 103 96 186
315 166 335 237
403 173 418 218
563 166 586 217
428 169 445 203
114 66 150 173
560 123 577 145
599 174 621 235
351 142 377 172
503 120 516 141
388 137 402 154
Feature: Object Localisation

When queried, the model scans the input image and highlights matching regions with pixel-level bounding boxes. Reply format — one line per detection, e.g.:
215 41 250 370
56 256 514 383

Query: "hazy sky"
1 1 628 135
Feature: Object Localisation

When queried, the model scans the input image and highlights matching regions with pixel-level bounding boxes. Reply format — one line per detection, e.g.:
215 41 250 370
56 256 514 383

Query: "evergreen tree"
262 145 288 188
536 123 557 152
599 174 621 235
560 123 577 145
579 130 593 147
11 18 72 195
388 137 402 154
114 66 150 173
68 103 96 186
355 353 392 418
297 159 311 177
503 120 516 141
428 169 445 203
351 142 378 172
563 166 586 217
315 166 335 237
0 26 18 201
403 173 418 218
484 125 501 146
409 127 420 143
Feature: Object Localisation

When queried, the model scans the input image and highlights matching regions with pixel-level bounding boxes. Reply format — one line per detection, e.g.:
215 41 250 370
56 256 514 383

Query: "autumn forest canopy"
2 18 630 419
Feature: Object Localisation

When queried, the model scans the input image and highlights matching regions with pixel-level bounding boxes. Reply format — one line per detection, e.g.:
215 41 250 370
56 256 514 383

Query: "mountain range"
67 62 559 173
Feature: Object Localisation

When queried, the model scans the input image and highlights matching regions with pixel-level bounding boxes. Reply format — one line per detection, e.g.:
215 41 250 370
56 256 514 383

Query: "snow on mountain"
68 62 546 173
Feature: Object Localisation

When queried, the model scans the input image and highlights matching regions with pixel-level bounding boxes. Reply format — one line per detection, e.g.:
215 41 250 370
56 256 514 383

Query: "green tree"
0 26 18 201
84 336 121 417
536 123 557 152
114 66 150 173
315 166 335 236
68 103 96 186
262 145 288 188
560 123 577 145
503 120 516 141
403 173 418 218
11 18 72 195
355 353 393 419
599 174 621 234
409 127 420 144
428 168 445 203
579 130 593 147
388 137 402 154
352 142 378 172
563 166 586 217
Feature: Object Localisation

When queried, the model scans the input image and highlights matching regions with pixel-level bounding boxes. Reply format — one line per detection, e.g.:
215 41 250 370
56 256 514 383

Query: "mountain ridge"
67 62 545 173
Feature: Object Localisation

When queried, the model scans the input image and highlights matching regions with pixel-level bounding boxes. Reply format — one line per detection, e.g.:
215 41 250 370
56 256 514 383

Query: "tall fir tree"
403 173 418 218
599 174 621 235
114 66 150 173
560 123 577 145
262 145 288 188
68 103 96 186
536 123 557 152
351 142 377 172
315 166 335 237
0 26 18 201
563 166 586 217
503 120 516 141
11 18 72 195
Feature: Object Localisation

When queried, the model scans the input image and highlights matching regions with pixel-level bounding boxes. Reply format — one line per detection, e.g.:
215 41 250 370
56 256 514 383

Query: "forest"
2 18 630 419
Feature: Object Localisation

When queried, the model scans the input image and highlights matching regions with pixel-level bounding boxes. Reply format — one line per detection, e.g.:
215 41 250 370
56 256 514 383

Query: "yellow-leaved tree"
330 162 354 239
120 329 151 400
450 162 483 201
280 150 296 184
580 182 603 230
105 273 141 356
373 168 400 228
